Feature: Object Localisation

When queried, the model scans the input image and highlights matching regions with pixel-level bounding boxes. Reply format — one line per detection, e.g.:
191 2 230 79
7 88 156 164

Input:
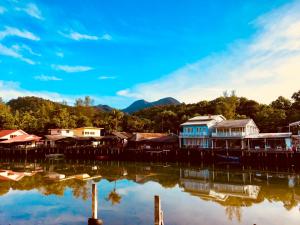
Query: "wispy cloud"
56 51 64 58
34 75 62 81
98 76 116 80
0 26 40 41
0 6 7 14
60 31 112 41
101 33 112 41
52 64 93 73
117 1 300 103
12 44 41 56
0 80 73 103
0 43 35 64
16 3 43 20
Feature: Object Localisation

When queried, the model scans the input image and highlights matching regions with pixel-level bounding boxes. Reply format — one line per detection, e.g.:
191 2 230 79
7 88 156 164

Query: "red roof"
0 130 20 138
0 134 41 144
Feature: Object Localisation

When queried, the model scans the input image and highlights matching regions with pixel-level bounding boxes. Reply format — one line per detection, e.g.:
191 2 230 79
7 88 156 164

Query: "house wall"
180 125 212 148
73 128 102 137
49 129 74 137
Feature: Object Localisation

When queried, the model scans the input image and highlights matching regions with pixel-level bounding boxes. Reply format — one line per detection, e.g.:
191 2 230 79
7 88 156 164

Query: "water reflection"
0 160 299 224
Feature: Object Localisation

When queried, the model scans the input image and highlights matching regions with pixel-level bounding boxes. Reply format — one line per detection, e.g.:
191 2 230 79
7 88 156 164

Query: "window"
66 130 69 133
10 135 16 139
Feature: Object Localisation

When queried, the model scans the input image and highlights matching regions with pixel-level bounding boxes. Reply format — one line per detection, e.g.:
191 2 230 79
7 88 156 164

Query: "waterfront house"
0 129 28 141
128 133 178 150
0 134 42 148
179 115 226 148
101 132 133 148
48 129 74 137
211 119 259 149
73 127 103 137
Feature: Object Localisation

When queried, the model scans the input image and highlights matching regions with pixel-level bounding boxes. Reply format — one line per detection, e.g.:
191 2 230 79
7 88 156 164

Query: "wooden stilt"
154 195 164 225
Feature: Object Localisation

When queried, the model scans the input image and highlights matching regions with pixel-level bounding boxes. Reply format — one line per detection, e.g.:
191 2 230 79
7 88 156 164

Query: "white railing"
212 132 245 137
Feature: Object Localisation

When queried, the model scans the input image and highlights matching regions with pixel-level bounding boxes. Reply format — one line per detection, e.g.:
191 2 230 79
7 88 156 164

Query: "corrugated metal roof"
246 133 292 139
181 121 214 126
188 115 225 121
180 115 225 126
214 119 252 128
129 133 167 142
0 134 41 143
0 130 27 138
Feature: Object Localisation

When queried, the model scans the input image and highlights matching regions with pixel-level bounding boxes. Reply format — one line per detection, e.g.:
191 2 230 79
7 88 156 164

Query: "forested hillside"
0 90 299 134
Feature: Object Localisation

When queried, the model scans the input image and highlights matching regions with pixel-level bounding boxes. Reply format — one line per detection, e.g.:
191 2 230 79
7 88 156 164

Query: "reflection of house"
180 168 261 202
180 115 225 148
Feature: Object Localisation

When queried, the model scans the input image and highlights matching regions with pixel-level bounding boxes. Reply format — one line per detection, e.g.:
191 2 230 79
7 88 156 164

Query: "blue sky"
0 0 299 108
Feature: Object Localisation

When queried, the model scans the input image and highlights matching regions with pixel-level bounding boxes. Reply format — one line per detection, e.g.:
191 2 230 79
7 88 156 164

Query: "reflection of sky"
0 179 299 225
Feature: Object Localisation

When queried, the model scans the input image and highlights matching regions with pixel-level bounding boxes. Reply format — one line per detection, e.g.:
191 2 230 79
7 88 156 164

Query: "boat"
216 154 240 162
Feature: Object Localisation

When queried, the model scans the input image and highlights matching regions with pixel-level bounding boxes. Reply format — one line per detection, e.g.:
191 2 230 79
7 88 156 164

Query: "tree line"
0 90 299 134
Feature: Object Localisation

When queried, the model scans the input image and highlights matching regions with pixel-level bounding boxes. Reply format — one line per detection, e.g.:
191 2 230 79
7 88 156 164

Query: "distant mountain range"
122 97 180 113
94 104 115 112
95 97 180 114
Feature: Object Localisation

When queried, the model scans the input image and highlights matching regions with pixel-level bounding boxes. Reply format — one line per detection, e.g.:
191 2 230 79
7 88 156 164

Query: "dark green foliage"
1 90 300 134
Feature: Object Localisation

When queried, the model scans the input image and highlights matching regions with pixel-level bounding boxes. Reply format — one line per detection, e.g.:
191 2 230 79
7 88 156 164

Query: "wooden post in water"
88 183 103 225
154 195 164 225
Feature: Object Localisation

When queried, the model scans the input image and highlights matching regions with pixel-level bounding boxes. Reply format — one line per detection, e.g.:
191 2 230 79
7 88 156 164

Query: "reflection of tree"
225 206 242 223
106 180 122 205
70 180 90 201
0 182 10 196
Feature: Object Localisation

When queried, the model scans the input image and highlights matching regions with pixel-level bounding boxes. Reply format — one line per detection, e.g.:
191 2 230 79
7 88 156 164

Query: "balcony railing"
180 132 208 138
211 132 246 137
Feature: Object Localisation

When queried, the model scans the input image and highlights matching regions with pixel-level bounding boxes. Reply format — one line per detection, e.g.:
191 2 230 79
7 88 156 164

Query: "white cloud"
62 31 98 41
117 1 300 103
16 3 43 20
0 80 72 103
60 31 112 41
101 33 112 41
0 26 40 41
0 43 35 64
98 76 116 80
0 80 131 108
34 75 62 81
52 64 93 73
0 6 7 14
12 44 41 56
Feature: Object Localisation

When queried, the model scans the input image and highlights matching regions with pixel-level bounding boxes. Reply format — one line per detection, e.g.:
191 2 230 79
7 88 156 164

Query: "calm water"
0 160 300 225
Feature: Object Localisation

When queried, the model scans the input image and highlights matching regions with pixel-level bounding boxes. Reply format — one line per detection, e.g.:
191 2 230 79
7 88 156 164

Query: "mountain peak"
123 97 180 114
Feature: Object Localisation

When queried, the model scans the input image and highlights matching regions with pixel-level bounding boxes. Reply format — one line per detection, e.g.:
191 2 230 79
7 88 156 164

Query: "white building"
73 127 103 137
48 129 74 137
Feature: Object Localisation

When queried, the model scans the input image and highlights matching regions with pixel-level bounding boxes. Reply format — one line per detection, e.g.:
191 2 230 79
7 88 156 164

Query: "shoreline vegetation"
0 90 300 135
